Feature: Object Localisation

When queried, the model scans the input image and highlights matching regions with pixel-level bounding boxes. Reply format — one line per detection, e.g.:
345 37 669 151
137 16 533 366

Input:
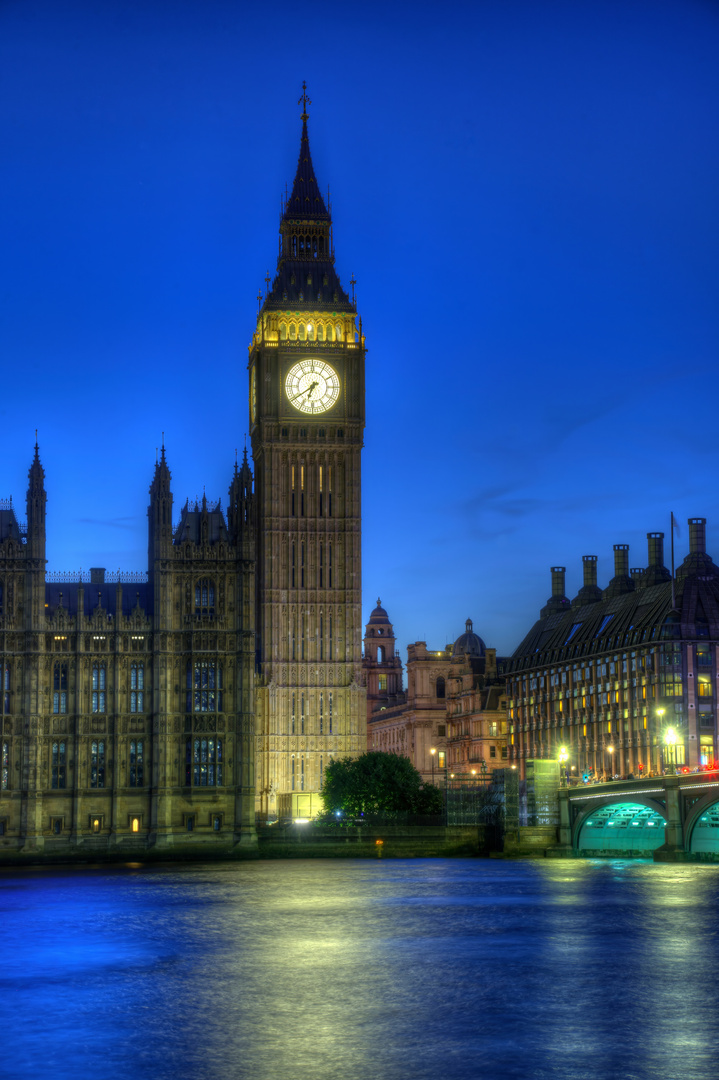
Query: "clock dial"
285 358 340 415
250 366 257 422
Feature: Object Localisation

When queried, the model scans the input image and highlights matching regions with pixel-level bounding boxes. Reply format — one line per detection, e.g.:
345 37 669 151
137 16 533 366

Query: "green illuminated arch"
689 800 719 854
576 802 666 854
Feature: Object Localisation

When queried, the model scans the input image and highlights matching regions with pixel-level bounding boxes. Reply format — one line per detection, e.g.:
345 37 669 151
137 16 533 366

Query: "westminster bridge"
557 770 719 860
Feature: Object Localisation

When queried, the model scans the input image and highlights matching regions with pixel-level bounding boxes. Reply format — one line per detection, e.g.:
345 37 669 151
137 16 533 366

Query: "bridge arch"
573 799 666 855
685 795 719 855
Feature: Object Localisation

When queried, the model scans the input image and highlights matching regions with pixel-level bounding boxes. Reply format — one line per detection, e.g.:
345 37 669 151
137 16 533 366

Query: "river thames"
2 858 718 1080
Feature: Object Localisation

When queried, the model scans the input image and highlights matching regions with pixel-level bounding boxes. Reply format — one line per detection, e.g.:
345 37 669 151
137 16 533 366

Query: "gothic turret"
26 439 46 562
228 449 254 544
148 444 173 560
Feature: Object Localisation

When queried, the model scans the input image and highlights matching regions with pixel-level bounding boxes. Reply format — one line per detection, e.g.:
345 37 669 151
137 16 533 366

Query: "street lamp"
607 744 615 781
664 727 677 776
558 746 569 787
656 708 666 776
430 746 436 785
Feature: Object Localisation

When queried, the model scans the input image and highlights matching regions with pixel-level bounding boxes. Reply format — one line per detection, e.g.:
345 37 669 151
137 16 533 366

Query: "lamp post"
664 727 677 776
430 746 436 786
656 708 666 775
607 744 615 781
558 746 569 787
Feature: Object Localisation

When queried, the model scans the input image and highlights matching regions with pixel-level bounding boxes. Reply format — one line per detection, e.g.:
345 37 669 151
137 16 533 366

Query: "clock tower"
249 90 366 820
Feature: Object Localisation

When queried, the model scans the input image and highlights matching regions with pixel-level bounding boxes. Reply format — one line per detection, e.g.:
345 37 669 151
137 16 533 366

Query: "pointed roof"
149 441 171 496
283 116 330 223
28 438 45 490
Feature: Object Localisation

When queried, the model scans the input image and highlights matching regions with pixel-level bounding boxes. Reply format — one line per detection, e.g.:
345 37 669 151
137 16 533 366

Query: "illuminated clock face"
285 359 340 415
250 366 257 422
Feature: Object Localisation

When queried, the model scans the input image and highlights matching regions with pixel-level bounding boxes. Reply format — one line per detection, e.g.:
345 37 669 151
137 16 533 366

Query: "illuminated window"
698 676 713 698
129 741 144 787
130 662 144 712
53 664 67 714
438 751 446 769
186 661 223 712
1 741 8 789
90 740 105 789
131 817 140 833
185 737 223 787
195 579 215 616
92 663 106 713
51 741 66 788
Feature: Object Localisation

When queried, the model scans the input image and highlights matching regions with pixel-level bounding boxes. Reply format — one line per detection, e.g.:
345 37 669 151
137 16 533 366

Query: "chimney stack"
541 566 570 618
613 544 629 577
604 544 634 598
644 532 671 586
572 555 603 608
689 518 706 555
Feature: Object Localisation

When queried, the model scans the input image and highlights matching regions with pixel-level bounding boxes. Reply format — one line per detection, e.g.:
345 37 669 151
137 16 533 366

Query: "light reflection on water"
2 858 719 1080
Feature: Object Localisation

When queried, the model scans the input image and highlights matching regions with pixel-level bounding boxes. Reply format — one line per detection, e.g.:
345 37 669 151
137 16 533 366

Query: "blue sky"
0 0 717 655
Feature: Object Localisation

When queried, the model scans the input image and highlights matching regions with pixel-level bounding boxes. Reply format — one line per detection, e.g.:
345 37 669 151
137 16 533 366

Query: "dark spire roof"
261 93 353 316
28 437 45 491
149 440 171 497
283 118 330 223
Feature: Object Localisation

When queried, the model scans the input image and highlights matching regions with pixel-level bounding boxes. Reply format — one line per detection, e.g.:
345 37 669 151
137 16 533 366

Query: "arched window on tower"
436 677 446 699
317 323 324 341
318 235 324 255
327 325 334 342
377 645 385 663
92 663 106 713
130 662 144 713
292 236 297 256
280 322 287 340
312 236 317 257
195 579 215 616
290 323 297 340
53 664 67 715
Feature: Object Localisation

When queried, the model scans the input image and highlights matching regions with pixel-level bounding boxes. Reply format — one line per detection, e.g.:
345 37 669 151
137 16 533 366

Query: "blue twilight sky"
1 0 718 657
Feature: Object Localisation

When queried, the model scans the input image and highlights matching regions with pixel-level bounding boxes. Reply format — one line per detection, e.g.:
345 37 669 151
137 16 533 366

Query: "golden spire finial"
298 81 311 122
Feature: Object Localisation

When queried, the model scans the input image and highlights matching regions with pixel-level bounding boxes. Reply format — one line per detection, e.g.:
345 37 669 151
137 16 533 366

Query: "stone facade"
0 447 256 857
363 604 508 784
249 110 366 821
507 523 719 781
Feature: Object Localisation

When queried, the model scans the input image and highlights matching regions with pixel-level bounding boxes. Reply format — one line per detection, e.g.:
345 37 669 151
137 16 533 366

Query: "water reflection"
2 859 719 1080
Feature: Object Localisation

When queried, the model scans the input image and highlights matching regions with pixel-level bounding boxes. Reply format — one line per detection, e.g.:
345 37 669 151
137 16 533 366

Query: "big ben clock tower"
249 87 366 820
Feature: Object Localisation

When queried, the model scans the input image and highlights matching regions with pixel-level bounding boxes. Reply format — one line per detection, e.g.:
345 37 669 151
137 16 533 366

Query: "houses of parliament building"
0 96 367 857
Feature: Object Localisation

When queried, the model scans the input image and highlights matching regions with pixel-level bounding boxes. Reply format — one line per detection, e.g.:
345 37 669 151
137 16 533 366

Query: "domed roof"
368 598 390 623
452 618 486 658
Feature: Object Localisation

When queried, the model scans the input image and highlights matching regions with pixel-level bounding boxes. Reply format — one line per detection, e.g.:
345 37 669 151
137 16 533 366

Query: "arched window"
2 741 9 790
289 323 297 340
292 236 297 256
318 235 324 255
130 662 144 713
280 322 287 340
327 324 334 342
90 740 105 788
129 741 144 787
319 692 324 734
186 661 223 712
291 755 295 791
335 323 342 341
195 579 215 615
3 663 9 713
51 741 66 788
312 236 317 257
436 677 446 699
92 663 106 713
298 323 306 340
53 664 67 714
377 645 385 663
185 737 223 786
317 323 324 341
